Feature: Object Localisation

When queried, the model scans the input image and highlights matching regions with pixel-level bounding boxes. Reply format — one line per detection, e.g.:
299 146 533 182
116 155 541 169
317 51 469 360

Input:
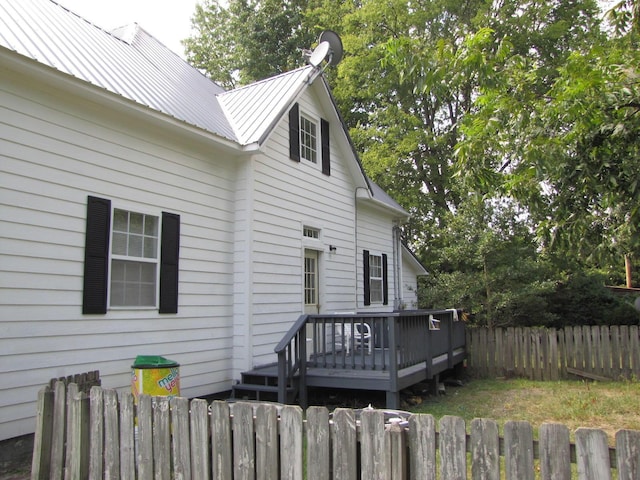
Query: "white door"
304 249 319 314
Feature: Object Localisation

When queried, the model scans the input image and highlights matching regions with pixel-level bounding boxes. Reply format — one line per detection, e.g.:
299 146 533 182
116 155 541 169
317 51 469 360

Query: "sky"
57 0 202 58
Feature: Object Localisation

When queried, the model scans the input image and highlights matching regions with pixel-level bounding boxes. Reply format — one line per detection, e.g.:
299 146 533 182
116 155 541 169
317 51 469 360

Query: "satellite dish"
308 41 330 67
318 30 343 66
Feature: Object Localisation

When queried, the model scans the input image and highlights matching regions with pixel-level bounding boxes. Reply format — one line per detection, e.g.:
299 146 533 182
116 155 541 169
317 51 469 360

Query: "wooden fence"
466 325 640 381
32 383 640 480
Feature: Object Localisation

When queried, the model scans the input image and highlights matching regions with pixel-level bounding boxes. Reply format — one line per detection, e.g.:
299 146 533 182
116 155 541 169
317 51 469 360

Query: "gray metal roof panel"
0 0 237 142
218 66 314 145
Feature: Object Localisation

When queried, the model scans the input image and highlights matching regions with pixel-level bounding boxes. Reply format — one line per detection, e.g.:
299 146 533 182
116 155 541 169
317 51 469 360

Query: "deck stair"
231 363 297 403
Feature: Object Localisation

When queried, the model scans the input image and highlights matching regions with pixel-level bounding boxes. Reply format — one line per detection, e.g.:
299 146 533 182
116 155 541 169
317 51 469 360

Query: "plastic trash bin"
131 355 180 403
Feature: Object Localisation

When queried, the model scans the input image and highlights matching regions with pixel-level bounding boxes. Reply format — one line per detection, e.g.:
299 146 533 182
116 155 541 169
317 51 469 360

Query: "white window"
110 208 159 307
300 114 318 164
303 226 320 239
369 253 383 304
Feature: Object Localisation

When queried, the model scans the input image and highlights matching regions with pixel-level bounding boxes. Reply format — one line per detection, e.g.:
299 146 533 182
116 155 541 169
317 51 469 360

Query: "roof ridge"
219 65 313 97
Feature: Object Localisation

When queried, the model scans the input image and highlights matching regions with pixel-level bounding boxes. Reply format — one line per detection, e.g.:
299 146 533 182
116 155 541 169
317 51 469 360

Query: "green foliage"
184 0 315 88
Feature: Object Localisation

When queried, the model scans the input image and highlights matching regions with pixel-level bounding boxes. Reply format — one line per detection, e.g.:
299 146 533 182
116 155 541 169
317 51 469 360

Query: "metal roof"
0 0 237 142
0 0 409 216
218 66 315 146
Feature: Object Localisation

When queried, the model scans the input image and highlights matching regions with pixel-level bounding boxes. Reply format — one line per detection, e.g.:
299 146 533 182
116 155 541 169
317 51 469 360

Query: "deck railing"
274 309 465 405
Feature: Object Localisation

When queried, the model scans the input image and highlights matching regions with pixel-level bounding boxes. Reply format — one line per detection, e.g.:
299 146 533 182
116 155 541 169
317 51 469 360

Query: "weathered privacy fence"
32 384 640 480
466 325 640 381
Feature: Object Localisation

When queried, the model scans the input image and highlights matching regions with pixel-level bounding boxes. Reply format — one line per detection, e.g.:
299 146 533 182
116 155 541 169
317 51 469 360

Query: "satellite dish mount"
305 30 344 72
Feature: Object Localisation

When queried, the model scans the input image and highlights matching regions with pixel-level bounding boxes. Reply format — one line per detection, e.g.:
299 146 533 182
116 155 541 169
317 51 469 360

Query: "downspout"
393 225 403 310
355 187 368 309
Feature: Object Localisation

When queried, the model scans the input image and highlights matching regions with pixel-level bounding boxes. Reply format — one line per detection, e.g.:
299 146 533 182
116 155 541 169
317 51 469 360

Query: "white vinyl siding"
0 73 236 440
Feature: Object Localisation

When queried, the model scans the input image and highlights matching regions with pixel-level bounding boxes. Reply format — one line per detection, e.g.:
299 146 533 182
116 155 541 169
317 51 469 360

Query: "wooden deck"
234 310 466 408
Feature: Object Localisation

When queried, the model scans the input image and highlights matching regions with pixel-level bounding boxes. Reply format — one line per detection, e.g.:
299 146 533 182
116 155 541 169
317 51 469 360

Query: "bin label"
131 366 180 402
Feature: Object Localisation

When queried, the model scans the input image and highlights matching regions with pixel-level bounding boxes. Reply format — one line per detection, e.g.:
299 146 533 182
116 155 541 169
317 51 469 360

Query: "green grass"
407 378 640 444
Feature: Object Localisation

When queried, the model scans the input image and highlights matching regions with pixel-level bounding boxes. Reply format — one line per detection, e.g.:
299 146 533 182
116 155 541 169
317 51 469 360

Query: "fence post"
153 397 171 479
306 406 330 480
539 423 571 480
31 387 54 480
470 418 499 480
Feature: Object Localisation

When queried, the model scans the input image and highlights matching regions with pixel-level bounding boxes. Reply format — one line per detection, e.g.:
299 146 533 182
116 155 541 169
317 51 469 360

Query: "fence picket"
64 383 80 480
255 403 278 480
31 387 54 480
118 392 135 480
332 408 357 480
233 402 256 480
153 397 171 480
189 399 210 480
388 422 407 478
49 381 67 480
102 389 119 480
615 429 640 480
360 409 387 480
88 387 104 480
66 391 89 480
306 406 330 480
170 396 191 480
575 428 612 480
504 421 534 480
470 418 499 480
137 394 153 480
539 423 571 480
408 414 436 480
210 401 232 479
439 415 466 479
280 405 303 480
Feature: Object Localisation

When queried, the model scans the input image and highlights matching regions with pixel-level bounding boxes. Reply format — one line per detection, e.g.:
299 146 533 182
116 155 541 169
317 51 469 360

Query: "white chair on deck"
335 322 372 354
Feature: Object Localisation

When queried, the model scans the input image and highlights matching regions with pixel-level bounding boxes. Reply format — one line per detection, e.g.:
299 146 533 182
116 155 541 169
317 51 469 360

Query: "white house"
0 0 427 440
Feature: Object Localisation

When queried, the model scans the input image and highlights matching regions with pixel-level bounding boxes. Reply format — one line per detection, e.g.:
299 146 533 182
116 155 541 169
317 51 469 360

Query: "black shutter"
82 196 111 314
363 250 371 306
382 253 389 305
321 118 330 176
289 103 300 162
159 212 180 314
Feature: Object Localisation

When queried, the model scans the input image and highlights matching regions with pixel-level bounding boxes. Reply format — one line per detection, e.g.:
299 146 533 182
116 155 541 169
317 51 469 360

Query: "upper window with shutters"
289 103 330 176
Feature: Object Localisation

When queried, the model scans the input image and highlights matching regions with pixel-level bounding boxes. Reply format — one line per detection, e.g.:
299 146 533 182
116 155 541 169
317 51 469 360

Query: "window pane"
110 260 157 307
369 254 383 304
300 115 318 163
144 237 157 258
129 212 144 234
128 235 143 257
113 209 128 232
144 216 158 236
112 232 127 255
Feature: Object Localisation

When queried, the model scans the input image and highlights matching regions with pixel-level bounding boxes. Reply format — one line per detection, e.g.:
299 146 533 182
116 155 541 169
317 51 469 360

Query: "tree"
456 2 640 276
184 0 314 89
